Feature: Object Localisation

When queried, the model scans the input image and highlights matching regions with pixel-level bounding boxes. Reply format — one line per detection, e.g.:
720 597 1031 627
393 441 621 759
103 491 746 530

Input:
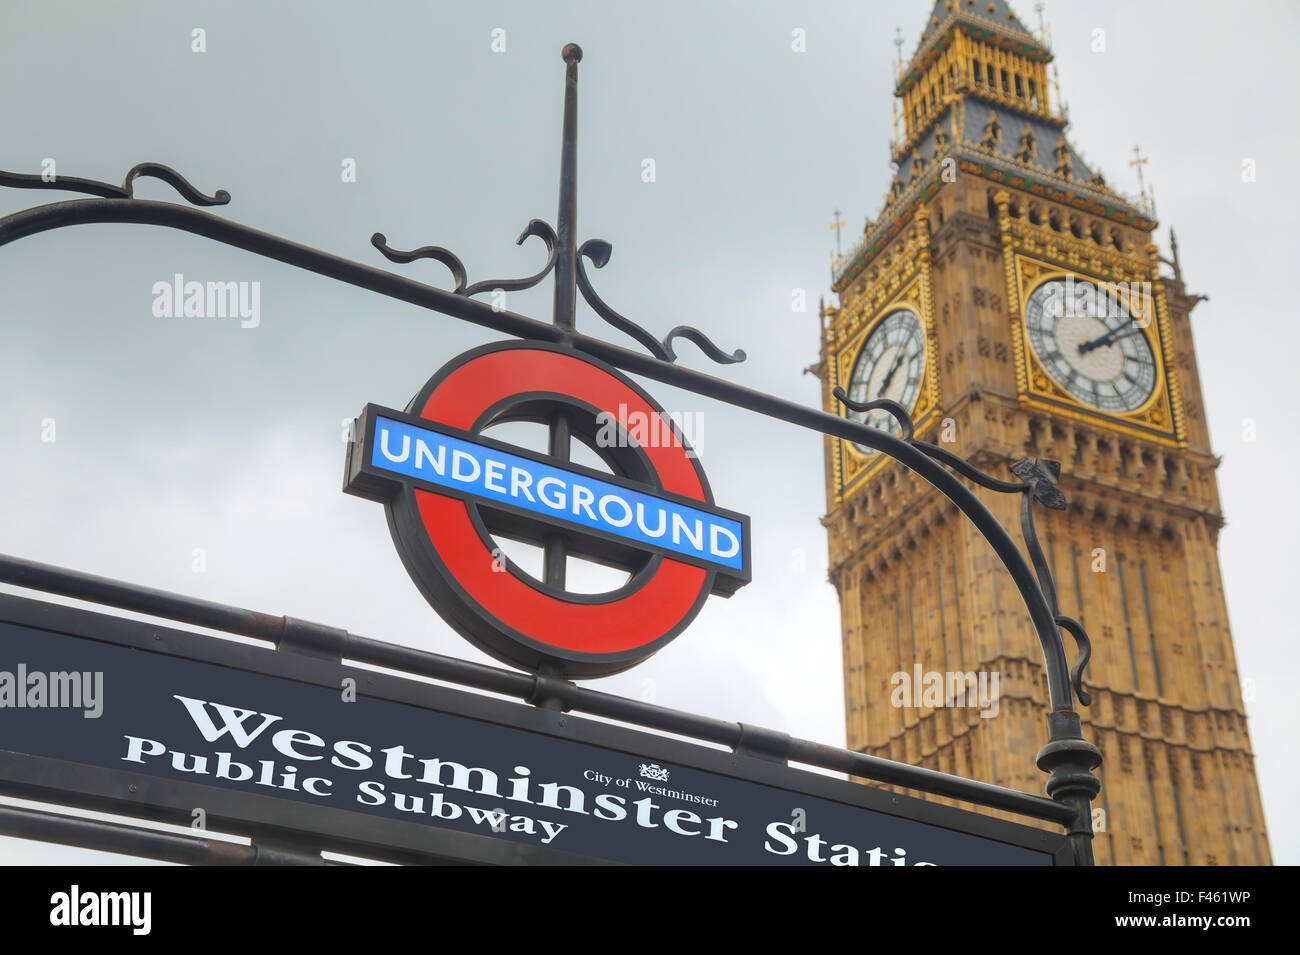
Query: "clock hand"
878 352 905 394
1106 329 1144 345
1078 317 1136 354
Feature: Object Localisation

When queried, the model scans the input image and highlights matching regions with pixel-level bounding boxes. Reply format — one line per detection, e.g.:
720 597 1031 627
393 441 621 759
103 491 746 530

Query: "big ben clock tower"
819 0 1271 865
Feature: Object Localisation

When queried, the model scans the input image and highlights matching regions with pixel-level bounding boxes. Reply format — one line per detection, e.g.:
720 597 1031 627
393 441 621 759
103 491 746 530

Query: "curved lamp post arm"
0 195 1090 705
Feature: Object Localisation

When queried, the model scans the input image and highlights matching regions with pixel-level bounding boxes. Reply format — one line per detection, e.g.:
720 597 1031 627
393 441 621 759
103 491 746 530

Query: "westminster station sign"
0 595 1063 865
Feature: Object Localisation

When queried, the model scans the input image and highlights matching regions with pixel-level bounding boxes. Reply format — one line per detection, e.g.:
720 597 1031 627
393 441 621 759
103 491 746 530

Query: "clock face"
845 308 925 452
1024 278 1157 413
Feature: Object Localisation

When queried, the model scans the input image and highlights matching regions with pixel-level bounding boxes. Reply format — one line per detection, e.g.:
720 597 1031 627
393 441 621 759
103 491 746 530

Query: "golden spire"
1033 1 1051 47
1130 145 1155 216
829 209 847 257
1051 62 1064 121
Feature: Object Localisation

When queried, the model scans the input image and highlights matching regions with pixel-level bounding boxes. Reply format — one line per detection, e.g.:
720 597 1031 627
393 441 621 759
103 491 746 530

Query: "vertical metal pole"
1038 710 1101 866
543 43 583 589
542 411 571 588
552 43 582 333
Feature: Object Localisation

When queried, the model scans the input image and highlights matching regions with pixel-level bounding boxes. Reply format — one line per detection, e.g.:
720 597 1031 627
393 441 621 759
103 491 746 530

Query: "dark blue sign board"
0 595 1065 865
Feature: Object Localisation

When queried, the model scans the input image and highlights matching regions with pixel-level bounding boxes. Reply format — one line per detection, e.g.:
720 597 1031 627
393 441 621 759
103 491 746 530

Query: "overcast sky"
1 0 1296 866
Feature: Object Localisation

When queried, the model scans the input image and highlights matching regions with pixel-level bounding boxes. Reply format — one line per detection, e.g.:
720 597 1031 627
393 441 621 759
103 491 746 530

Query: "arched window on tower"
973 59 983 84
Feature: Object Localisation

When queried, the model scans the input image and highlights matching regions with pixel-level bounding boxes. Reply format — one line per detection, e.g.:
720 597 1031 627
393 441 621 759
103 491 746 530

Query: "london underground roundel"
344 342 750 678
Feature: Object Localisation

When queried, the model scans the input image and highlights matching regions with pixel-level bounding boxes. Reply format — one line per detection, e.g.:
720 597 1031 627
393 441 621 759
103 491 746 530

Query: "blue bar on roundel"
370 416 745 572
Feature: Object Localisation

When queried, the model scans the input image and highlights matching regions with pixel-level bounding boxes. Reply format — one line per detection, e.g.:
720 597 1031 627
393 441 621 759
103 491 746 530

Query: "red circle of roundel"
397 343 714 675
